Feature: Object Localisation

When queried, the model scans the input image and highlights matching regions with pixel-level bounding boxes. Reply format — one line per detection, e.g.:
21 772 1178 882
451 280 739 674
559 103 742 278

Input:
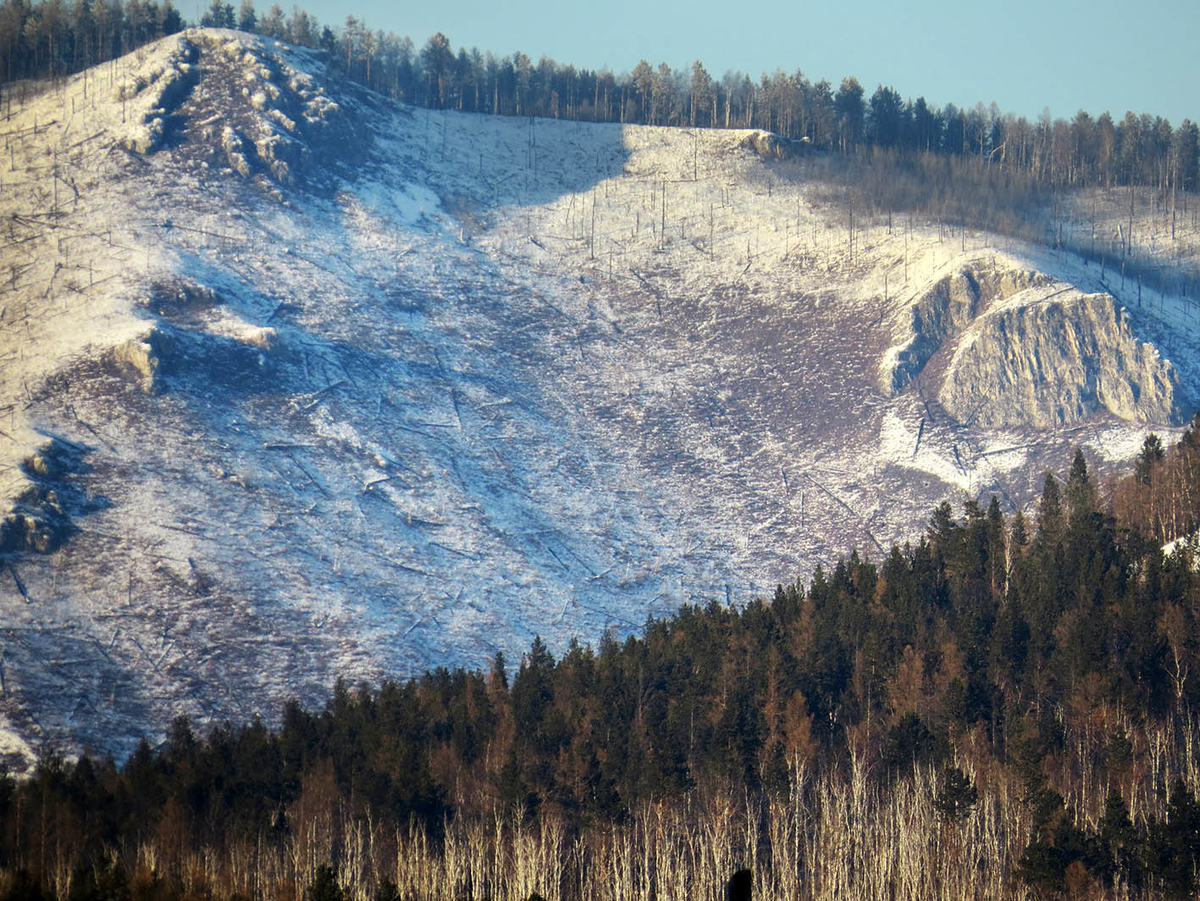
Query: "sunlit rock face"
880 261 1052 395
880 257 1184 429
939 291 1182 428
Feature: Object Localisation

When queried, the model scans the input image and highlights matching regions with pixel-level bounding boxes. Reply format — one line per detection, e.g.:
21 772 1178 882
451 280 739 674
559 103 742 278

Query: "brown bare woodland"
6 714 1200 901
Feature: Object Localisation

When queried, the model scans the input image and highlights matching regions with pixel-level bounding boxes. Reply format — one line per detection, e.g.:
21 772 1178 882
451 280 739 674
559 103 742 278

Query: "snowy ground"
0 31 1197 767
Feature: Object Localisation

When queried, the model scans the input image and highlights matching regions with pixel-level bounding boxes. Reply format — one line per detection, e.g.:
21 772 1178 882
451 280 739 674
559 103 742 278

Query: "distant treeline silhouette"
3 0 1198 199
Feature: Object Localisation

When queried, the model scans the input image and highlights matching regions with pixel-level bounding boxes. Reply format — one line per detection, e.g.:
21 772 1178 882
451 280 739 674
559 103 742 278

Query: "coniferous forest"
6 430 1200 898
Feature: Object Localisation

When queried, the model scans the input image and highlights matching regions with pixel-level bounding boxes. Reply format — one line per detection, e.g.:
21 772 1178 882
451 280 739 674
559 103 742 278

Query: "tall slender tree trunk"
1127 183 1135 259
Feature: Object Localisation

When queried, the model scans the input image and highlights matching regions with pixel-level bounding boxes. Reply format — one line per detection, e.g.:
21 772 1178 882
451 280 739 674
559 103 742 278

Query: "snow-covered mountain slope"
2 29 1199 766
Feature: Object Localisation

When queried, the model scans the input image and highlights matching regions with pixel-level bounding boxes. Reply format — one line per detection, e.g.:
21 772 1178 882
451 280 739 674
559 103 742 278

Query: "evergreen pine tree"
1036 473 1063 545
1010 509 1029 550
1066 448 1097 521
1136 434 1165 485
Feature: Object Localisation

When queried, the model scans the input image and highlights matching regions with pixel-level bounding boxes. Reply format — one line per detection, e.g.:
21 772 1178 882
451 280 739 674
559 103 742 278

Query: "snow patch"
879 409 971 492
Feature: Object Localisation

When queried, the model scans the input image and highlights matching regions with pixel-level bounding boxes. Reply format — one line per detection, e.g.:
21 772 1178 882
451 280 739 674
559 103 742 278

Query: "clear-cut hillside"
1 29 1198 767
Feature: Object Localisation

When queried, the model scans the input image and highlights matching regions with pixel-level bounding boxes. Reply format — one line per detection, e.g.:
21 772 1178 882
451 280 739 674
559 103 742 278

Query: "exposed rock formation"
112 326 177 393
114 36 199 154
111 318 276 394
739 130 811 160
939 292 1182 427
880 256 1185 428
117 30 351 184
0 441 90 554
200 31 347 184
881 260 1051 394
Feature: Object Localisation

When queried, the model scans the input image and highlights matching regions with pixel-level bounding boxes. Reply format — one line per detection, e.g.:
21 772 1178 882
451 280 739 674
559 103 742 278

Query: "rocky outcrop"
116 30 353 183
221 126 253 177
881 261 1051 394
114 36 199 154
0 441 89 555
197 31 348 184
739 130 811 160
112 326 178 393
879 256 1185 428
111 318 277 394
939 292 1182 427
0 486 70 554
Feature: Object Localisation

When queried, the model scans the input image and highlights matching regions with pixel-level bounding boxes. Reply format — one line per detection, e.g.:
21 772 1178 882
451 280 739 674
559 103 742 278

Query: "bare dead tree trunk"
1127 182 1135 259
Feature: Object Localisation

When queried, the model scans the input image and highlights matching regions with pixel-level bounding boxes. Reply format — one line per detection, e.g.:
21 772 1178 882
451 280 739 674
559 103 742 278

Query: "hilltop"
1 29 1198 766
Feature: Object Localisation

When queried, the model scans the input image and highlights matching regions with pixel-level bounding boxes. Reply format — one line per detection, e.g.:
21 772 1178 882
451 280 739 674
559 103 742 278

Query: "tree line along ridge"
3 0 1199 200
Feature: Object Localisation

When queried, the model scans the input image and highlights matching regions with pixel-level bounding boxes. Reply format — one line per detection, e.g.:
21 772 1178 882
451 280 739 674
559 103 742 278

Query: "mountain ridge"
0 29 1197 768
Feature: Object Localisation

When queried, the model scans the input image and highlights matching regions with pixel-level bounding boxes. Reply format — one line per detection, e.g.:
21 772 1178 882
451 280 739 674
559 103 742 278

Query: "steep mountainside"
1 30 1198 766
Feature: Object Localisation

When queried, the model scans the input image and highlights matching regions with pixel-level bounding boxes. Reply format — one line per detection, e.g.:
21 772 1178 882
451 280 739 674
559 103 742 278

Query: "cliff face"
881 262 1052 395
881 258 1186 428
939 292 1181 428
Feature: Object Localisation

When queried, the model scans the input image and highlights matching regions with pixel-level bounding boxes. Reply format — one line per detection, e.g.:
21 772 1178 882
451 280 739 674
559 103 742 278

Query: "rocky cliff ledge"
939 291 1181 428
880 257 1185 428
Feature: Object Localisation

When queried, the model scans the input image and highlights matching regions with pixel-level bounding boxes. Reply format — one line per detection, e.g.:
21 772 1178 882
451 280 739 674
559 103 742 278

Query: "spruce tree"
1036 472 1063 545
1067 448 1097 521
1136 433 1164 485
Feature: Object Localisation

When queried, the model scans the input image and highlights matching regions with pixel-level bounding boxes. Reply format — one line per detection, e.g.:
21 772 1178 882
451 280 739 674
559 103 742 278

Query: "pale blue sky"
263 0 1199 126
